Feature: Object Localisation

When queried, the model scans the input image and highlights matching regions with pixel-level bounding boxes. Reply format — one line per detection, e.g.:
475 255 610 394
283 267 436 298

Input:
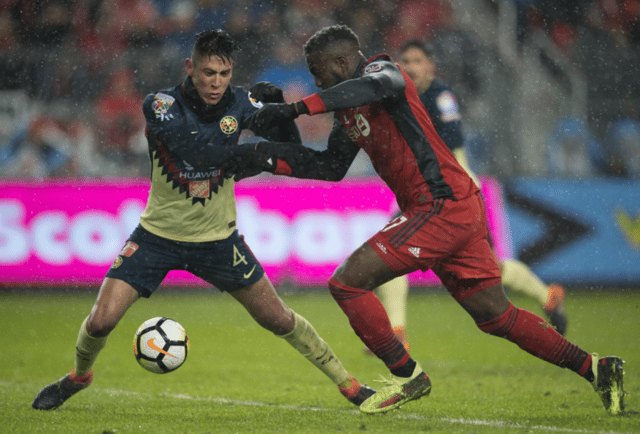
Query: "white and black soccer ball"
133 317 189 374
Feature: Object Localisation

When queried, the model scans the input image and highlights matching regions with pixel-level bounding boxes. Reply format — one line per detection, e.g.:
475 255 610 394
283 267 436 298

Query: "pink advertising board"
0 176 509 287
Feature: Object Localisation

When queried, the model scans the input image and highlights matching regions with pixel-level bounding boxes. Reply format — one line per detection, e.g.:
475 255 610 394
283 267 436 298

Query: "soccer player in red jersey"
359 40 569 357
223 25 624 415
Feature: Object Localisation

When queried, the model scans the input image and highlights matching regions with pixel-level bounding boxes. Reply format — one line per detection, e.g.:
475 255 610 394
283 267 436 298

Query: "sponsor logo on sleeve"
248 93 264 108
364 64 382 74
153 93 175 121
155 93 175 104
436 91 461 122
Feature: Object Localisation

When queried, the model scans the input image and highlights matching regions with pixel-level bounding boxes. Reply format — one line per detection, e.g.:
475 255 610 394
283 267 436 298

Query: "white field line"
99 387 632 434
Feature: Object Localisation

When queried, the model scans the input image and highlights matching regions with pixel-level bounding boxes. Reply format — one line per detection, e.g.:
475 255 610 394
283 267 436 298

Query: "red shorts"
368 192 501 301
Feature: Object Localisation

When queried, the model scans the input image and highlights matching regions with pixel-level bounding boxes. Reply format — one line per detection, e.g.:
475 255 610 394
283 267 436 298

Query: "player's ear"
185 58 194 76
334 55 350 78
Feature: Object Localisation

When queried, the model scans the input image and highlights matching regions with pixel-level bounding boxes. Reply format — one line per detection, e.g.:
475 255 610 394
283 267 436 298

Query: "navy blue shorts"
106 225 265 297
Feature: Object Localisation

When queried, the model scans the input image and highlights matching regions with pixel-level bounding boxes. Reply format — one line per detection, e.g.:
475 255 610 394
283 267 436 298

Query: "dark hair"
303 25 360 56
192 29 237 64
400 39 434 58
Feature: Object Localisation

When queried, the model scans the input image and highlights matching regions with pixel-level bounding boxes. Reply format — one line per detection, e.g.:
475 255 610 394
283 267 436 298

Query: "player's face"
185 55 233 105
306 52 348 90
399 47 436 93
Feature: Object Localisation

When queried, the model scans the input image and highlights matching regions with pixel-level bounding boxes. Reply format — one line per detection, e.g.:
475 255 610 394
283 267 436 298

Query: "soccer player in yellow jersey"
32 29 374 411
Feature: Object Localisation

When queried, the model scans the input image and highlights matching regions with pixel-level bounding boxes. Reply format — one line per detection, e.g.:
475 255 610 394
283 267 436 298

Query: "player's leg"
443 191 623 414
500 258 568 335
230 274 375 405
372 211 411 351
33 225 174 411
32 278 140 410
204 231 374 405
454 149 569 335
456 276 624 414
368 276 410 353
328 242 431 413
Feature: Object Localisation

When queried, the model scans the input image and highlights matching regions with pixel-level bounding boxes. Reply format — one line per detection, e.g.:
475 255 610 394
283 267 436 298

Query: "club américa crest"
220 116 238 134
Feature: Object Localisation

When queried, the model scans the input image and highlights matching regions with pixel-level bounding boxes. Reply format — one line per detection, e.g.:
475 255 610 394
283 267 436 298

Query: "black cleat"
338 375 377 406
32 371 92 410
347 384 377 406
591 354 625 415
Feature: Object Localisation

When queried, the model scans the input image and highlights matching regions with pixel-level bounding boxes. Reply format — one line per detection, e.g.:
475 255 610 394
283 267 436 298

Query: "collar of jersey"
355 53 392 78
182 76 233 122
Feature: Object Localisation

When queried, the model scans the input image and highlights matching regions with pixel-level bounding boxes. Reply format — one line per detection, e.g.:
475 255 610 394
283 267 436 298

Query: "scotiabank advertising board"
0 177 509 287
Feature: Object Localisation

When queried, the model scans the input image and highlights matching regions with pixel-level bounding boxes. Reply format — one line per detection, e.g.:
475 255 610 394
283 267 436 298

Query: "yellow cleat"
359 362 431 414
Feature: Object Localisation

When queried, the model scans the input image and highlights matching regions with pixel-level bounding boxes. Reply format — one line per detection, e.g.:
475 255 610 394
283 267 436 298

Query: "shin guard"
477 302 590 375
329 277 409 369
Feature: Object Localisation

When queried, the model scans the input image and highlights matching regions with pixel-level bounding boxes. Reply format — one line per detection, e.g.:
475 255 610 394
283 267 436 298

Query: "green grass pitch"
1 287 638 433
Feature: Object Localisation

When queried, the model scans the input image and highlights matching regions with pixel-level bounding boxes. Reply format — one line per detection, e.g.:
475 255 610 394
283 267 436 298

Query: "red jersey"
261 54 478 211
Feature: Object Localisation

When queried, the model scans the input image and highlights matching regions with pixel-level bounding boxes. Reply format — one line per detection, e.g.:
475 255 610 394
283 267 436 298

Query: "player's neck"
418 78 433 94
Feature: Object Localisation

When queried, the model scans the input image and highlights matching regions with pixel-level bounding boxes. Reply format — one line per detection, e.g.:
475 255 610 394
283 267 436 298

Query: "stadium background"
1 0 639 289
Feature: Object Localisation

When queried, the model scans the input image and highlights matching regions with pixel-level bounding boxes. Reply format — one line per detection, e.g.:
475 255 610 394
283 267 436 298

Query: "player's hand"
222 144 275 181
245 103 299 135
249 82 284 103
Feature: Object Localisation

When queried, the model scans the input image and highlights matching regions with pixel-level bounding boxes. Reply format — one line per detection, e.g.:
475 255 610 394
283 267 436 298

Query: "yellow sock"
280 312 350 385
501 259 549 306
74 317 108 376
376 276 409 328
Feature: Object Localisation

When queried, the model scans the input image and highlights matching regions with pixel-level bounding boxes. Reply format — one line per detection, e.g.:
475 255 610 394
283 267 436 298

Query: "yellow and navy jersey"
419 78 464 152
139 77 299 242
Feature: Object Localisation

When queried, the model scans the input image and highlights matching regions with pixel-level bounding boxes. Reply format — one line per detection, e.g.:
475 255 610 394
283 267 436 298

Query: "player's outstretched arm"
223 123 359 182
260 120 359 181
245 58 405 135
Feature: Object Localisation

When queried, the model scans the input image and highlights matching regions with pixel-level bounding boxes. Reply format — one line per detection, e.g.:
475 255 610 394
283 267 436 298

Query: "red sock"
329 277 410 369
477 302 591 375
69 368 93 385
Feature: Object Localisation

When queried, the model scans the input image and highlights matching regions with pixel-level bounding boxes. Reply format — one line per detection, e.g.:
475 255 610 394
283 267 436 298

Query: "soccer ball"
133 317 189 374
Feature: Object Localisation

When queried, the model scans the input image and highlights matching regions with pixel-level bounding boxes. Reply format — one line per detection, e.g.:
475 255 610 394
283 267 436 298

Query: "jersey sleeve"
143 92 247 171
301 59 406 115
256 118 360 181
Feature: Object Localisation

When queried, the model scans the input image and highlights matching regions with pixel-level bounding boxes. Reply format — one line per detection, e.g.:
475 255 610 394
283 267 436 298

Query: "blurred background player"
31 29 374 411
367 40 569 355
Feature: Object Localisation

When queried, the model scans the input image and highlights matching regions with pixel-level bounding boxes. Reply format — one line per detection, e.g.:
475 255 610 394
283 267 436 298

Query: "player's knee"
86 312 118 337
476 302 516 337
328 277 370 299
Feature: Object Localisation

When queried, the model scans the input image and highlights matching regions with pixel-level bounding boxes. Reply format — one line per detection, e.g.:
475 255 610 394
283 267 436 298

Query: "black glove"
245 103 299 135
221 144 275 181
249 81 284 103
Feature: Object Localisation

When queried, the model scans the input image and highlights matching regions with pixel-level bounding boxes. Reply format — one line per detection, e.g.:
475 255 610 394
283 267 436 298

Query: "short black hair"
303 25 360 56
400 40 434 58
192 29 237 64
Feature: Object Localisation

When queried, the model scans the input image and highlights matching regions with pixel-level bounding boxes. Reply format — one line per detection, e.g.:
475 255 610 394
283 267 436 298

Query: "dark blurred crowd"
0 0 638 179
507 0 640 178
